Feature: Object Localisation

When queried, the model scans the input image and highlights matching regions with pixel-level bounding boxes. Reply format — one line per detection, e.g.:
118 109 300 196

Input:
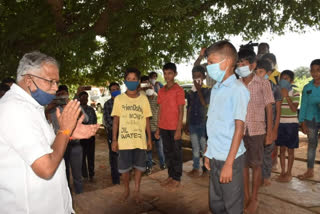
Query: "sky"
174 30 320 81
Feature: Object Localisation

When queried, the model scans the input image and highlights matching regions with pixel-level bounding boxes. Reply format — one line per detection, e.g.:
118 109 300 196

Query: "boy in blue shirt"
204 41 250 213
298 59 320 180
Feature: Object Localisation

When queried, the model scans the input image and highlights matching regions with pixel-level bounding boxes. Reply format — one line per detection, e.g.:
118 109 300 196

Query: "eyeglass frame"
22 74 60 87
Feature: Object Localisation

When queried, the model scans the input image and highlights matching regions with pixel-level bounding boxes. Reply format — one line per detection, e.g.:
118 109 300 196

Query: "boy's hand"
194 79 202 91
265 133 273 145
220 164 233 183
183 124 190 135
301 122 308 135
147 140 152 151
281 88 289 98
155 128 160 140
204 157 210 171
271 128 278 141
111 140 119 152
174 130 182 140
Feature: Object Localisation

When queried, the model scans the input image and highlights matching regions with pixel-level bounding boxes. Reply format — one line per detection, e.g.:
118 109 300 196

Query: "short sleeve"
176 87 185 105
232 87 250 122
157 89 162 104
1 105 51 166
111 96 121 117
293 91 300 104
273 85 282 102
263 80 275 106
144 97 153 118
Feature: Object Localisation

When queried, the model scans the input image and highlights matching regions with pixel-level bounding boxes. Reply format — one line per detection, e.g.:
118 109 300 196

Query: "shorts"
244 134 265 167
118 149 147 173
275 123 299 149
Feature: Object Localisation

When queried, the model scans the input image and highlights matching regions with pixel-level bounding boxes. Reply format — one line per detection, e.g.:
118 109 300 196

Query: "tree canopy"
1 0 319 85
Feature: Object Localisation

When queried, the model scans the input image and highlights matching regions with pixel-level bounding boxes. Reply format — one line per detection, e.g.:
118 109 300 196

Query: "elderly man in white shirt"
0 51 99 214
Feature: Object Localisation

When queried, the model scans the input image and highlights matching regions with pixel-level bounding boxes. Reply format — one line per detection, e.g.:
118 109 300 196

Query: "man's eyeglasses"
23 74 59 87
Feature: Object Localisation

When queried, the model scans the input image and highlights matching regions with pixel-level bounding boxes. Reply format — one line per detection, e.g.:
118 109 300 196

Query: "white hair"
16 51 59 82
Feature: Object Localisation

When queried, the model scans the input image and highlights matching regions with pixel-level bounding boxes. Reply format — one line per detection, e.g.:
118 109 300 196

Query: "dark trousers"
209 155 244 214
80 136 95 178
107 130 120 184
160 129 183 181
64 141 83 194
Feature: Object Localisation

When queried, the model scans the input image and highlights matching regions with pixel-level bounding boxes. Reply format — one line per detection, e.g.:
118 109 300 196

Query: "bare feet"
133 190 143 204
166 179 181 192
245 199 259 214
187 169 200 177
262 178 272 186
160 177 173 187
276 173 287 182
297 171 314 180
119 189 130 203
201 171 209 177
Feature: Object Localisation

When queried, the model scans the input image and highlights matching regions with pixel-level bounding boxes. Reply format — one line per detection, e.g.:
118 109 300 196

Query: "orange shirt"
157 83 185 130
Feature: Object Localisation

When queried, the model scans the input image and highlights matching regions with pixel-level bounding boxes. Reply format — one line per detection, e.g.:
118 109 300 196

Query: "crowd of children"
98 40 320 213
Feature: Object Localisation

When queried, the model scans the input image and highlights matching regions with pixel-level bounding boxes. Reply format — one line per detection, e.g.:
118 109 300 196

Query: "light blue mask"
279 79 291 90
206 59 226 82
235 65 252 78
264 74 269 80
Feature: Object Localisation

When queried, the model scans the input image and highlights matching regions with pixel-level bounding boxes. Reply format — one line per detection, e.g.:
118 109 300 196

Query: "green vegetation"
1 1 319 85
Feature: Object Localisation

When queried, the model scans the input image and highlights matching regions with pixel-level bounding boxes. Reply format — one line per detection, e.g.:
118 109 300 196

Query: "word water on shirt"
120 104 144 140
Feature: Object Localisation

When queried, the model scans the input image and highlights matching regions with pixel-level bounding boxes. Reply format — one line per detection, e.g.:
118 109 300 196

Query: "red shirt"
157 83 185 130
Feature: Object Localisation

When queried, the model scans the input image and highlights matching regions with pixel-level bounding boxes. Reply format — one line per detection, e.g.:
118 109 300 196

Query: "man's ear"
175 72 178 77
251 62 257 71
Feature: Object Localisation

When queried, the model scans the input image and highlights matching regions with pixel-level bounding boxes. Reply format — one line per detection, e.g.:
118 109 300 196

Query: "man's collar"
213 74 236 89
11 83 42 108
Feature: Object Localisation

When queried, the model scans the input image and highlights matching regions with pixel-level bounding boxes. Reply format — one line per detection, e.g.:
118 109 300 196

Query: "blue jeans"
306 119 320 168
146 131 166 168
189 123 207 170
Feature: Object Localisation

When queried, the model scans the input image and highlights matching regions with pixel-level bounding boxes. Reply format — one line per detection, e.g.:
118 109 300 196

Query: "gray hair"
16 51 59 82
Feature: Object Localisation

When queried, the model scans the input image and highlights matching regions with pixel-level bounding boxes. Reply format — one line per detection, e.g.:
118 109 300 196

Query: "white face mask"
191 78 202 92
146 89 155 96
150 79 156 85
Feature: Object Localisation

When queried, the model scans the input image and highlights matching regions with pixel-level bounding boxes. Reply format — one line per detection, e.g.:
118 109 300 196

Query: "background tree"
294 66 311 79
1 0 319 85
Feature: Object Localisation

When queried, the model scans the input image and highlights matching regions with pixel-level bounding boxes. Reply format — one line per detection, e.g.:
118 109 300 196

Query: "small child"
255 59 282 186
297 59 320 180
185 65 211 177
235 49 274 214
275 70 300 182
204 41 250 213
140 75 166 175
155 62 185 189
111 68 152 203
103 82 121 185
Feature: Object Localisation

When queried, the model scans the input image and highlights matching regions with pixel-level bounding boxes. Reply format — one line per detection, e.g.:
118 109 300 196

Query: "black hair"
205 40 238 67
108 82 120 91
2 77 15 84
140 75 149 82
192 65 206 76
0 83 10 92
124 67 141 80
57 85 68 93
261 53 277 65
258 43 270 50
148 71 158 78
163 62 177 73
79 91 88 98
238 49 256 64
310 59 320 67
280 70 294 82
256 59 272 72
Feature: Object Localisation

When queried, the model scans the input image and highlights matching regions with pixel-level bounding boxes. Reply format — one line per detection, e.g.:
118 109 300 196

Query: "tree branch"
47 0 67 32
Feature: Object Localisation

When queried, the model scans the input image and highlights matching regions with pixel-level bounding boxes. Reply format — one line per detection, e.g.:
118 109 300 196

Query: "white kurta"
0 84 74 214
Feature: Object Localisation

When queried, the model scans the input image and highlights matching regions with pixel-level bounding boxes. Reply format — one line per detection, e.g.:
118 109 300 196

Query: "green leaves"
0 0 319 86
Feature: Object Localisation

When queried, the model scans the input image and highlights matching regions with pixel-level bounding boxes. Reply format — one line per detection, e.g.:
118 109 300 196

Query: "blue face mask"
29 80 56 106
235 65 252 78
124 81 139 91
206 59 226 82
264 74 269 80
279 79 291 90
111 90 121 97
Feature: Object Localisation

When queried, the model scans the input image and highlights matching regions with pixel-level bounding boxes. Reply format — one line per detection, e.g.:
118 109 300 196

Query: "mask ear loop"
27 75 39 93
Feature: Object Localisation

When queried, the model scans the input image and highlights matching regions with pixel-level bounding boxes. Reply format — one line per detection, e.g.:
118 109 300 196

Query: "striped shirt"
280 89 300 123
